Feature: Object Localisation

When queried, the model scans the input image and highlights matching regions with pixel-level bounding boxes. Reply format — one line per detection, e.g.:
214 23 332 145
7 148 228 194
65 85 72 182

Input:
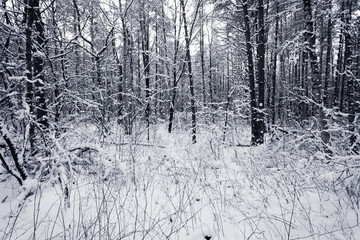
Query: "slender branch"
0 123 27 181
0 153 23 185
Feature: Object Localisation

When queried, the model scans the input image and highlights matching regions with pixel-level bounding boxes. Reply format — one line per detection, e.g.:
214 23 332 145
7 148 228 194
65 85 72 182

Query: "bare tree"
24 0 48 154
180 0 201 144
303 0 330 149
140 0 151 140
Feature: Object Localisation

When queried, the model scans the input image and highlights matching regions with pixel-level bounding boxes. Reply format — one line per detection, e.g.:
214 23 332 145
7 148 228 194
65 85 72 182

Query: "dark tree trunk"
200 1 206 104
223 31 231 141
119 0 131 134
209 45 213 104
343 0 357 151
25 0 48 154
32 0 47 128
240 0 258 145
50 3 61 133
168 2 181 133
168 48 177 134
180 0 198 144
256 0 266 145
155 14 159 117
334 1 345 110
324 0 332 108
161 0 170 118
140 1 151 141
271 0 279 125
112 30 123 119
25 0 35 153
303 0 330 148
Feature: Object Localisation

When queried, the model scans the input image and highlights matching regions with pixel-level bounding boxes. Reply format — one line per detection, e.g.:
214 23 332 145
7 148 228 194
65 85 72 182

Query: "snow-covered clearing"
1 122 359 239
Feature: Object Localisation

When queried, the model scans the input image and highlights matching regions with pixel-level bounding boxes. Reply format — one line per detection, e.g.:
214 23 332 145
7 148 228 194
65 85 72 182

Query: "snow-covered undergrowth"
1 121 359 239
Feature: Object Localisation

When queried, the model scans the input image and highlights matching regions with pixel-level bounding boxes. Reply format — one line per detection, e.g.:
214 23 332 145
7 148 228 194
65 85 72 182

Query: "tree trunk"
334 1 345 110
208 19 214 106
25 0 48 154
223 31 231 142
112 30 123 119
180 0 197 144
200 1 206 104
256 0 266 145
303 0 330 149
155 13 159 117
140 1 151 141
271 0 279 125
323 0 332 108
240 0 258 145
32 0 47 129
119 0 131 134
25 0 35 153
343 0 357 151
168 1 181 133
161 0 170 118
209 44 213 105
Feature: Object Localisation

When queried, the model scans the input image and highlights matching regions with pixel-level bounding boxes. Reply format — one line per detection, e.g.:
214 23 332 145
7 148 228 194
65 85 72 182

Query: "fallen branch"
113 142 166 148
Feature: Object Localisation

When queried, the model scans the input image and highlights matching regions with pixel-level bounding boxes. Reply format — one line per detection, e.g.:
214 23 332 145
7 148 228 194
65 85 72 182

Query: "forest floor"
0 120 359 239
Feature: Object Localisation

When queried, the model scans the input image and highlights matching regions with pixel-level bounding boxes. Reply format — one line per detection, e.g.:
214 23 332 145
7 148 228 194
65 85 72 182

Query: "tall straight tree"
323 0 332 108
180 0 201 144
303 0 330 148
271 0 279 125
118 0 134 134
256 0 266 145
240 0 257 145
333 1 345 109
140 0 151 141
200 0 206 104
168 0 184 133
240 0 265 145
343 0 357 152
25 0 48 154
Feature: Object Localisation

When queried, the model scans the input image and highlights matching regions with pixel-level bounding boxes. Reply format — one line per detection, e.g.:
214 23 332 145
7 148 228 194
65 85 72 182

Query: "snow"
0 123 359 239
8 76 26 81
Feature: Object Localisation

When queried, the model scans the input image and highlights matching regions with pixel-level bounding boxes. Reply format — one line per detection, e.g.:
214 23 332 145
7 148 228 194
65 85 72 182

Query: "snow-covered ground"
1 122 359 239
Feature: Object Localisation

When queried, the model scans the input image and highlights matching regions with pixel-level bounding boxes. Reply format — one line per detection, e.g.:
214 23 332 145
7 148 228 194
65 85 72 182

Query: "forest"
0 0 359 239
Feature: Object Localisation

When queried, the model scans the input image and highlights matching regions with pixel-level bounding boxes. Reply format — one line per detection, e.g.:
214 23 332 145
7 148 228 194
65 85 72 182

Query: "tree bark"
119 0 132 134
240 0 258 145
343 0 357 151
334 1 345 110
223 31 231 141
324 0 332 108
200 1 206 104
112 29 123 119
303 0 330 149
25 0 48 154
32 0 47 128
271 0 279 125
168 0 182 133
180 0 198 144
140 0 151 141
256 0 266 145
